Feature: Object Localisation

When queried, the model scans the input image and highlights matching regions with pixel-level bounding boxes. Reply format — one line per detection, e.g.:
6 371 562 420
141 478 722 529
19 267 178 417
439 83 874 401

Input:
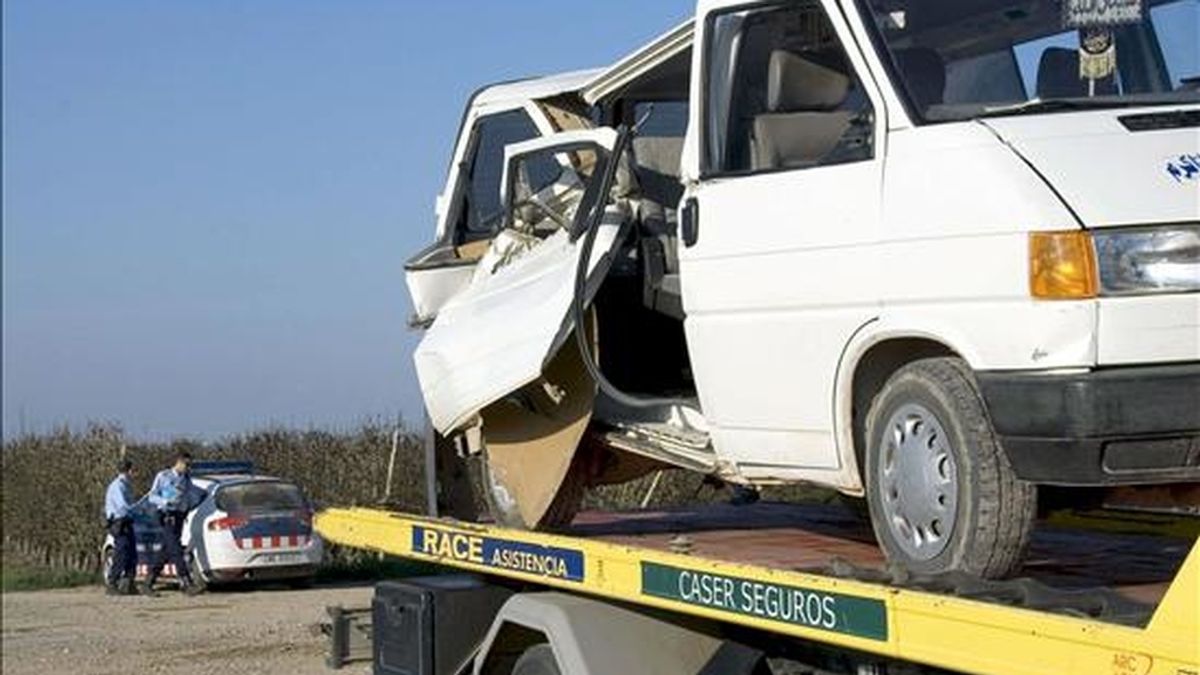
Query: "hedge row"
2 422 838 575
1 421 425 573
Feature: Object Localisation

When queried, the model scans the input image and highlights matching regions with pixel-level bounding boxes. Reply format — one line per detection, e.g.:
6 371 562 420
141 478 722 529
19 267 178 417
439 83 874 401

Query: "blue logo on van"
1166 154 1199 182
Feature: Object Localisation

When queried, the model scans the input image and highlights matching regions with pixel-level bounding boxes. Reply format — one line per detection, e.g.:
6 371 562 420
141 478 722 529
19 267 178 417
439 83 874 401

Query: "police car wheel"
511 644 560 675
287 576 315 590
101 547 114 584
187 552 208 591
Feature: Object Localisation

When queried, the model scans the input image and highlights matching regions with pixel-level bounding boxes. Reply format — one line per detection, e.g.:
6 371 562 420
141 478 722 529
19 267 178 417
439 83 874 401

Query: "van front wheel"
864 357 1035 579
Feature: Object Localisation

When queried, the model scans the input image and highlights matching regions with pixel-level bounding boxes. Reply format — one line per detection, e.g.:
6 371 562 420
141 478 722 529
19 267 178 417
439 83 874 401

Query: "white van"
404 69 602 326
407 0 1199 578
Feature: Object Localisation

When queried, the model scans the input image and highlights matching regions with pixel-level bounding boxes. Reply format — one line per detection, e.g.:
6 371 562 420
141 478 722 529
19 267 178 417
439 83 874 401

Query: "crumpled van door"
414 129 624 435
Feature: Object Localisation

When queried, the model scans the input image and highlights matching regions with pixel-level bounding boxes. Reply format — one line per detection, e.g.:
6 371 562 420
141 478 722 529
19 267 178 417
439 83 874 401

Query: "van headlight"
1093 225 1200 296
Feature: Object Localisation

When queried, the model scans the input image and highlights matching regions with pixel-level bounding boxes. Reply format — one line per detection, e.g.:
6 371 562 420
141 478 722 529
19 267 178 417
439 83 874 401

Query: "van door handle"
681 198 699 248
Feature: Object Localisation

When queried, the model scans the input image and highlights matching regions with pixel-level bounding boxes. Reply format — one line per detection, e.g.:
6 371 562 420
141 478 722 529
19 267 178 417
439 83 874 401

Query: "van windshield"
859 0 1199 122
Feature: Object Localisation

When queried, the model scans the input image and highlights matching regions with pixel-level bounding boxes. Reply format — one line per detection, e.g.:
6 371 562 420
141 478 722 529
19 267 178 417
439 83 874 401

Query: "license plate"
260 553 301 565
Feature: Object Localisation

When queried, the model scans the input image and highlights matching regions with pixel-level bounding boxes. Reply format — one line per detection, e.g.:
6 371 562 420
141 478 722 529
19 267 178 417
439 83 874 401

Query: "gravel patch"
2 583 374 675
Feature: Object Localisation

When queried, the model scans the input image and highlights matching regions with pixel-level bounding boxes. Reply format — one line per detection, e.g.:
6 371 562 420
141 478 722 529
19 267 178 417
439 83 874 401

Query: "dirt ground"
2 582 375 675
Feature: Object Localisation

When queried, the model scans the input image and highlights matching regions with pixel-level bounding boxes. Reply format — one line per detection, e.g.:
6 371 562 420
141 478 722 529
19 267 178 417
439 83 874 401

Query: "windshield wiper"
977 97 1140 118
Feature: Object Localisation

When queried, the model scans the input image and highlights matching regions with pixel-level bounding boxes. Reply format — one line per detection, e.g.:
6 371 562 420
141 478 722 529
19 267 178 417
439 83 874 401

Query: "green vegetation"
316 547 445 583
2 421 425 578
2 420 844 585
2 560 98 592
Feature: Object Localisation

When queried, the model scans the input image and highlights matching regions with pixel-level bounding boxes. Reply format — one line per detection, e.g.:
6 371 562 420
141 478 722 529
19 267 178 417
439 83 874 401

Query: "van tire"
864 357 1035 579
511 644 560 675
480 446 584 531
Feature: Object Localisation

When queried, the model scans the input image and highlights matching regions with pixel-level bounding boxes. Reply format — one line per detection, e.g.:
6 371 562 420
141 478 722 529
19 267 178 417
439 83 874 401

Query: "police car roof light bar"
190 460 255 476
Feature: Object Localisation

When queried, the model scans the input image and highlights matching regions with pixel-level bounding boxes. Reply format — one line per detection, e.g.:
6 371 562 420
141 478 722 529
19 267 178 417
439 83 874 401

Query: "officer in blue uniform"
144 451 202 596
104 459 138 596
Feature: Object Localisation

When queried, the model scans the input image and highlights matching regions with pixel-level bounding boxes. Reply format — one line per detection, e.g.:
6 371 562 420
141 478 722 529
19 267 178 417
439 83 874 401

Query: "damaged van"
405 68 603 326
408 0 1200 579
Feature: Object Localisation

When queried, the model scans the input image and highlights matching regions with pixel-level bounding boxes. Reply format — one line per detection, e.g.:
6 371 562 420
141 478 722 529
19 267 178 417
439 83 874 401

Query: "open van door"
405 71 600 327
404 107 555 327
414 128 629 435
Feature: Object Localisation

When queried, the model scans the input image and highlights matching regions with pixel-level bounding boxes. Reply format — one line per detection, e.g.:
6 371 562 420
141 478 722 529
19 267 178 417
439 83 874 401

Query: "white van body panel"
868 121 1098 369
469 69 605 109
434 93 593 243
416 224 621 433
680 166 883 479
416 131 619 433
980 106 1200 227
837 0 915 132
498 129 619 200
1098 294 1200 364
978 109 1200 365
880 123 1080 238
681 0 887 485
406 70 602 327
406 100 562 326
407 264 479 326
581 21 694 106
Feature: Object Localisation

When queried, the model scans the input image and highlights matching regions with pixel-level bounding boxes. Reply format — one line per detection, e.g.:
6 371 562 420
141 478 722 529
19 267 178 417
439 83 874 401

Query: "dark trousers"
151 511 192 585
106 517 136 586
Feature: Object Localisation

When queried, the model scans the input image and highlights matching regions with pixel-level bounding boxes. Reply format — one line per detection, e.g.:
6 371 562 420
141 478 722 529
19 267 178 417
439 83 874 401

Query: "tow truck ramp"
316 506 1199 675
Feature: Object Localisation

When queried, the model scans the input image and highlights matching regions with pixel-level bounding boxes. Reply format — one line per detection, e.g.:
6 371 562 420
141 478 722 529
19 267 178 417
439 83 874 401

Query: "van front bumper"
976 363 1200 486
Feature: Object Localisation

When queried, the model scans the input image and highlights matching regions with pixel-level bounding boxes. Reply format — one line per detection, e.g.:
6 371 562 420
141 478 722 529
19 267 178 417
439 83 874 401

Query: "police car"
102 461 324 588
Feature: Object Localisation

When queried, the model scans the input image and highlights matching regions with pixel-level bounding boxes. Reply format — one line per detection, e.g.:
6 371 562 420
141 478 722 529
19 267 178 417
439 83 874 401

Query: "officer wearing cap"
104 459 138 596
143 451 202 596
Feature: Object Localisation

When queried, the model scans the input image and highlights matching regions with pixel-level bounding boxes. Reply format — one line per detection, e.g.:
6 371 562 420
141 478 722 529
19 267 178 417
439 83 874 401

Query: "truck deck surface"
316 502 1200 674
569 502 1193 607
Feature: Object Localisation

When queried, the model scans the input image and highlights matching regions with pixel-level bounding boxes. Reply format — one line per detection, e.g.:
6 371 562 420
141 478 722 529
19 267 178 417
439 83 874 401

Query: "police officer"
104 459 138 596
143 452 202 596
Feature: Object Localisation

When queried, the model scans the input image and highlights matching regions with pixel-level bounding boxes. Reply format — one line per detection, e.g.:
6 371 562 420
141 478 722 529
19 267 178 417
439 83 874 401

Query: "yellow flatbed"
317 504 1199 674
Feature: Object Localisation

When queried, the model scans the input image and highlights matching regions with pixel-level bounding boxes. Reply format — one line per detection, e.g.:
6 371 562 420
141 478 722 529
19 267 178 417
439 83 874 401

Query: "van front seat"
752 51 854 171
629 136 686 319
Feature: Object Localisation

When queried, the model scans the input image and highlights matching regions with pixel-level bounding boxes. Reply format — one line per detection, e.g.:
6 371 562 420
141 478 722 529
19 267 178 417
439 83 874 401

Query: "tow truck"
318 0 1199 670
315 499 1198 674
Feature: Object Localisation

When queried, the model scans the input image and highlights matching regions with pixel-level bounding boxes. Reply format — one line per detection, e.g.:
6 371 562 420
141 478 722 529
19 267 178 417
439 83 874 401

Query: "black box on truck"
373 575 513 675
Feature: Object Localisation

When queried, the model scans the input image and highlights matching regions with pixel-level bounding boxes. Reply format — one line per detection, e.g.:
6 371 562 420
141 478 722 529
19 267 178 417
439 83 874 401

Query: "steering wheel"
512 195 571 230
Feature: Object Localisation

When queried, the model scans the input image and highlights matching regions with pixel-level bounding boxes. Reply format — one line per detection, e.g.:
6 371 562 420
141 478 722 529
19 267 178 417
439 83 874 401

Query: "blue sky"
3 1 1195 439
2 0 691 438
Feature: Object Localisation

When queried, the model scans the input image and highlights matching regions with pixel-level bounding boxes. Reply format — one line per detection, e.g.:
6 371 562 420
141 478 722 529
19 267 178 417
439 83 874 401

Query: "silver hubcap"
877 403 958 560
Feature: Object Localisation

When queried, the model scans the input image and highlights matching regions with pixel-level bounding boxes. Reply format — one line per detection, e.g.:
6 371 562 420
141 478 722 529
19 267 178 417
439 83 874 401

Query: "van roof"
472 68 605 108
582 20 693 105
468 19 695 110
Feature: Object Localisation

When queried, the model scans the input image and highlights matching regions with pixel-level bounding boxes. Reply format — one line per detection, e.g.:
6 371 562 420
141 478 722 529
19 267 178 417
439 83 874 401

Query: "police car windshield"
215 482 307 513
860 0 1199 122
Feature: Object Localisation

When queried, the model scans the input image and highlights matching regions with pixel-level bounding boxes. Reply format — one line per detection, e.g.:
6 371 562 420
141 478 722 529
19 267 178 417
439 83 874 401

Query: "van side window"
629 100 689 214
704 2 874 176
455 109 546 240
633 100 689 139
